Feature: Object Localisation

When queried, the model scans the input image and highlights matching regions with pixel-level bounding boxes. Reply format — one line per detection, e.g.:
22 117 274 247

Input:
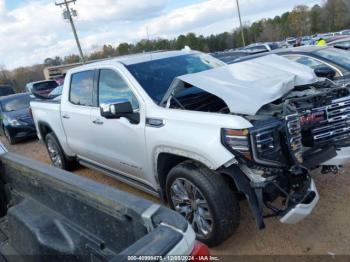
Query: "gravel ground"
1 137 350 257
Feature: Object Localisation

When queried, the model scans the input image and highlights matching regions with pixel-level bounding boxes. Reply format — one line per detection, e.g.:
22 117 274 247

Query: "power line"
55 0 85 63
235 0 246 47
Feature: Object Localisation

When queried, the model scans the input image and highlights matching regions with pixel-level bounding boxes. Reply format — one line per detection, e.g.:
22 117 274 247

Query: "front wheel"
166 161 240 247
4 127 16 145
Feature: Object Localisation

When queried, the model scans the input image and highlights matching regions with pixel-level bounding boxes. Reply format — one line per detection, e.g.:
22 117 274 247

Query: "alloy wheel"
47 139 63 168
170 178 213 238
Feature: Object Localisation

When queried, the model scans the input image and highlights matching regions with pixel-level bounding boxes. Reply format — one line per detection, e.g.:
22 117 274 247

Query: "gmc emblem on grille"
300 111 325 126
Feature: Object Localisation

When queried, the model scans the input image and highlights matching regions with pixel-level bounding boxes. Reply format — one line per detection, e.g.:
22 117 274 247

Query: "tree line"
1 0 349 92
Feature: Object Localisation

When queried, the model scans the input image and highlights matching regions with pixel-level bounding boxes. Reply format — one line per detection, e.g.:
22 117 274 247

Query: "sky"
0 0 322 69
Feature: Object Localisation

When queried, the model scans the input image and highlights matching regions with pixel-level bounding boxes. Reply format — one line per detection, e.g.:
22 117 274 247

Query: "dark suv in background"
25 80 58 97
0 85 15 97
0 93 36 144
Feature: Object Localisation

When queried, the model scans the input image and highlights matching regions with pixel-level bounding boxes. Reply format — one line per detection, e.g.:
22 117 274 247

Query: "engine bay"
168 79 350 170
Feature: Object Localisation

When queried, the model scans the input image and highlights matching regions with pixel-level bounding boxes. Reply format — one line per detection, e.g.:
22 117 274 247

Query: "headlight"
8 119 21 126
221 128 252 160
250 120 286 167
223 121 288 167
255 129 276 153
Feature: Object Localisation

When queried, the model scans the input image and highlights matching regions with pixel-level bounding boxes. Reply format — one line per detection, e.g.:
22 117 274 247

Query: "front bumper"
322 146 350 166
280 179 319 224
222 165 318 229
6 125 37 139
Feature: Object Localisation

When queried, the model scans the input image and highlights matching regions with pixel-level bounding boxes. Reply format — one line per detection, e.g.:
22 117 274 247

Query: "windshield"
1 95 31 112
314 48 350 70
49 85 63 97
126 53 223 103
33 81 58 91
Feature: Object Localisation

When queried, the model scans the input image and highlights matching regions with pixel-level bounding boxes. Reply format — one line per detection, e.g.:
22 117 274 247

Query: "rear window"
0 86 15 96
1 95 31 112
69 71 94 106
33 81 58 91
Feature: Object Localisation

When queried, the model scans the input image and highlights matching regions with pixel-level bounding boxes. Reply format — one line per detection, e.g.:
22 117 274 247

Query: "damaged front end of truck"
162 54 350 228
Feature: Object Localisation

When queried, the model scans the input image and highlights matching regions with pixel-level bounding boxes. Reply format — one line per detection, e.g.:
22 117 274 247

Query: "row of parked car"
0 80 62 144
212 29 350 62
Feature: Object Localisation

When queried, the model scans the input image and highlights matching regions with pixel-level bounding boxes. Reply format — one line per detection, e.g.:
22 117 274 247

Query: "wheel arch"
155 148 227 202
37 121 54 140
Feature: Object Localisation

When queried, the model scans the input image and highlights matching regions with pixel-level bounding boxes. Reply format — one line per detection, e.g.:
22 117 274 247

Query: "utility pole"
55 0 85 63
235 0 246 47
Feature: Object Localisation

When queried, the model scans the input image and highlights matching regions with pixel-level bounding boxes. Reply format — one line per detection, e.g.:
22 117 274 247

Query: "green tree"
63 54 81 64
288 5 310 36
175 35 187 49
323 0 349 31
310 5 322 33
117 43 132 55
44 56 63 66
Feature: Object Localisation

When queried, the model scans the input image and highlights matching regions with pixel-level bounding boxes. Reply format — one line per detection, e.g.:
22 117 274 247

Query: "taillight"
190 241 211 262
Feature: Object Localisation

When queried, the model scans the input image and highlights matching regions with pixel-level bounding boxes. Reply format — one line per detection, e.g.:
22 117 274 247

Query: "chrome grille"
286 114 303 163
310 96 350 144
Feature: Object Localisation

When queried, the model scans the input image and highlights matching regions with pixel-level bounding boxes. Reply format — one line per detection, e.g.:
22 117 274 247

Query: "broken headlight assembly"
221 128 252 160
222 120 287 167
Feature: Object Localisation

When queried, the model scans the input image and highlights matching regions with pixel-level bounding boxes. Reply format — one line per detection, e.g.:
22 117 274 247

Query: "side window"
332 40 350 49
98 69 139 109
295 57 324 69
69 71 94 106
284 55 323 69
285 55 340 77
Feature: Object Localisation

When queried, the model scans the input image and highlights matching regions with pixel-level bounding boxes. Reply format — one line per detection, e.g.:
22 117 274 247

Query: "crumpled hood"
172 54 318 115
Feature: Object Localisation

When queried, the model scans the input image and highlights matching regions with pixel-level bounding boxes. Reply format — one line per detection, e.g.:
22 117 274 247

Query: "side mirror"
314 66 336 79
334 44 350 50
100 99 139 124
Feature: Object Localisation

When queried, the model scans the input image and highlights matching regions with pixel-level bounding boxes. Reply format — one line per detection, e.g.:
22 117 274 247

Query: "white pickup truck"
31 50 350 246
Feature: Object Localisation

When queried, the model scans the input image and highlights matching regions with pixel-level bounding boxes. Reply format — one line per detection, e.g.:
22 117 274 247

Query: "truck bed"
0 152 194 261
30 100 65 142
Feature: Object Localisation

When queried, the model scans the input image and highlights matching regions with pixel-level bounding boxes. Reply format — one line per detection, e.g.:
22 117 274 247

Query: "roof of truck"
76 50 200 70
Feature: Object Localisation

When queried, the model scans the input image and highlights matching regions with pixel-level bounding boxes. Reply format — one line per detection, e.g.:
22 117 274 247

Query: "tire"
0 181 7 217
45 132 76 171
4 127 16 145
166 161 240 247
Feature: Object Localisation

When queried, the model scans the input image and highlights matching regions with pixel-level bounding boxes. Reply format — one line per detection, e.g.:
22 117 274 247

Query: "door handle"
92 119 104 125
62 114 70 119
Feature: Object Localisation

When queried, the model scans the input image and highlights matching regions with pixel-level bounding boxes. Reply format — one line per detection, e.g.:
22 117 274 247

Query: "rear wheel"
45 133 76 170
166 161 240 247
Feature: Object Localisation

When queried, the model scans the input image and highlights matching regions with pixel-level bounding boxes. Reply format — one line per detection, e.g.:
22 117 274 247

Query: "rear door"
89 68 148 181
60 70 96 159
